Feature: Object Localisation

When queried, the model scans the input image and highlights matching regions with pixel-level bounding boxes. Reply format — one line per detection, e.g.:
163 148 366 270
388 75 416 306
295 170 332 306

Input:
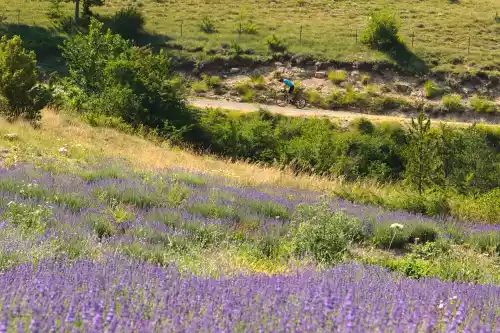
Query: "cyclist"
279 78 295 99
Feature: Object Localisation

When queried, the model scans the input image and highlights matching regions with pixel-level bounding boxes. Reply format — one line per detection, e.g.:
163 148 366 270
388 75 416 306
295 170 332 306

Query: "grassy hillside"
2 0 500 73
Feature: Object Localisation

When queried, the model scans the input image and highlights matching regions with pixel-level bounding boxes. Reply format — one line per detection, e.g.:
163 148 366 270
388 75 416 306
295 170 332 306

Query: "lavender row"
0 258 498 332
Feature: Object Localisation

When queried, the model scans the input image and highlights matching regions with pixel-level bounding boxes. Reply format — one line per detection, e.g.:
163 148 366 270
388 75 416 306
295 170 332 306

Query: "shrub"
108 6 146 40
372 223 409 249
191 81 208 93
424 80 444 99
442 94 464 112
240 22 258 35
305 89 323 106
266 34 286 52
350 117 375 134
408 223 440 244
229 40 244 56
201 74 221 88
364 84 381 96
361 74 371 85
47 0 63 19
60 19 190 138
6 201 52 233
466 232 500 255
470 95 497 113
361 10 402 51
290 199 366 264
0 36 50 123
87 214 116 239
200 17 217 33
250 74 266 90
328 70 346 84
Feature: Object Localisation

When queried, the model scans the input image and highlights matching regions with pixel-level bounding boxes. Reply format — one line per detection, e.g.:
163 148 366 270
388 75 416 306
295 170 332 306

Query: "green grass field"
2 0 500 73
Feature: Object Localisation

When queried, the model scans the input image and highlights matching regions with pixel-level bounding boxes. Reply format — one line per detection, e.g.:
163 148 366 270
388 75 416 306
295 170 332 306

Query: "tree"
404 112 440 194
0 36 50 123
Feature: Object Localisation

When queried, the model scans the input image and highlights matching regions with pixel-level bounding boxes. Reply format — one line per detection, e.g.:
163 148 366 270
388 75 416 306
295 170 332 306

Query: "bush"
250 74 266 90
470 95 497 113
305 89 323 106
108 6 146 40
350 117 375 134
466 232 500 255
0 36 50 123
240 22 258 35
60 19 190 138
372 223 409 249
442 94 464 112
201 74 221 88
408 223 440 244
361 11 402 51
290 199 366 264
328 70 346 84
191 81 208 94
87 214 116 240
47 0 63 19
200 17 216 33
266 34 286 52
424 80 444 99
361 74 371 85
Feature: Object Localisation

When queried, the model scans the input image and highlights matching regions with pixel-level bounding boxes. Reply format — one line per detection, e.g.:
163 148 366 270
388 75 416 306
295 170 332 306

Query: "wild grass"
2 0 500 73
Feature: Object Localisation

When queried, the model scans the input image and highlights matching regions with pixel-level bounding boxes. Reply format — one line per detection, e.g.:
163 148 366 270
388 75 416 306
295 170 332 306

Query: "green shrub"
200 17 217 33
328 70 346 84
234 80 255 101
191 81 209 93
364 84 380 96
372 223 409 249
60 19 189 137
470 95 497 113
466 232 500 255
305 89 323 106
250 74 266 90
424 80 444 98
266 34 286 52
6 202 52 233
87 214 116 239
360 74 371 85
240 22 258 35
0 36 50 123
248 200 289 219
229 40 244 56
442 94 464 112
361 10 402 51
408 223 440 244
201 74 222 88
47 0 63 19
108 5 146 40
350 117 375 134
290 200 366 264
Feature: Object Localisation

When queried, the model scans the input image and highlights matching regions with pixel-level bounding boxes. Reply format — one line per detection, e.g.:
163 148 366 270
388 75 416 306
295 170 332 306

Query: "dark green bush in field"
361 11 402 51
470 95 497 113
424 80 444 98
200 17 217 33
0 36 51 123
372 223 409 249
291 200 366 264
266 34 286 52
108 6 146 40
60 19 192 138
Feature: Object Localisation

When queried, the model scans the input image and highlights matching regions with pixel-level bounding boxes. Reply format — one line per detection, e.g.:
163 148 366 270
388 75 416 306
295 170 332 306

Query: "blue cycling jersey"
283 79 294 87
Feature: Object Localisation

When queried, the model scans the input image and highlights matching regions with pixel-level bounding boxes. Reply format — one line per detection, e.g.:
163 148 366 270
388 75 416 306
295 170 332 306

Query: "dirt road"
189 98 498 127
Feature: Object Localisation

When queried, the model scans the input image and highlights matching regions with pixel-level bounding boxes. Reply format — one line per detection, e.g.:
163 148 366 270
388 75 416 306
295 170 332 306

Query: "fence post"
412 31 415 47
180 20 183 38
355 29 358 44
468 35 471 54
299 25 303 45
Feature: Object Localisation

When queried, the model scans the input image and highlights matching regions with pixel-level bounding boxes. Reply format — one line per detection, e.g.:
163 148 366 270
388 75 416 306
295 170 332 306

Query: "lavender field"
0 161 499 332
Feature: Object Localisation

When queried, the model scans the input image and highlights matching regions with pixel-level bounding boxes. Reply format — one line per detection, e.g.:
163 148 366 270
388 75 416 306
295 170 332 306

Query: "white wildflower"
390 223 404 230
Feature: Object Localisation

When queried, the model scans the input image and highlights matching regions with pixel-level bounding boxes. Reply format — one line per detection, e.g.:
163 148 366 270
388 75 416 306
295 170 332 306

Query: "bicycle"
272 87 307 109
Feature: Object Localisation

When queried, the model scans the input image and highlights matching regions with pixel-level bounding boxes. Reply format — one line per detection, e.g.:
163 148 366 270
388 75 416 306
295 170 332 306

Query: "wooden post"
74 0 80 25
468 35 471 54
180 20 183 38
412 31 415 47
299 25 303 44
